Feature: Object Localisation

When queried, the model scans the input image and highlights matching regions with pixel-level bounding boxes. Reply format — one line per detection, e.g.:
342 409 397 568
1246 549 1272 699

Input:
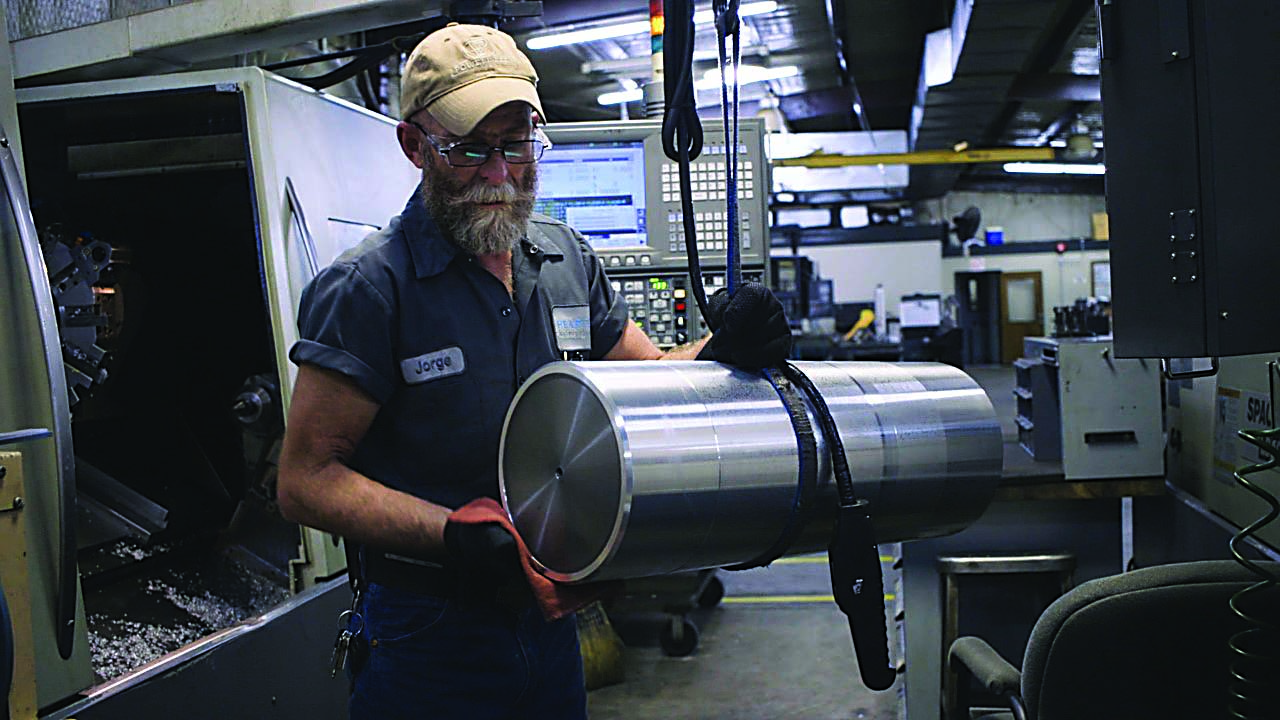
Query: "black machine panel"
1100 0 1280 357
610 267 767 350
771 255 813 325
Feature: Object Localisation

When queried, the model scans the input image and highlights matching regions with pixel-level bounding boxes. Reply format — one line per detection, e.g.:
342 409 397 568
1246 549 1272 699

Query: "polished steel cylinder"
499 361 1002 583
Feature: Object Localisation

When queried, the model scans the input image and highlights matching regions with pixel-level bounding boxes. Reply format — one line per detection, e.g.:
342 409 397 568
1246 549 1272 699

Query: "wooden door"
999 271 1044 363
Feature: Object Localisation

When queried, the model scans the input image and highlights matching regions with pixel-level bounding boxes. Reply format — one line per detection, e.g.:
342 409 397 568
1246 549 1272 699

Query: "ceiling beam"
1008 73 1100 102
981 0 1095 144
1033 101 1093 145
778 86 856 123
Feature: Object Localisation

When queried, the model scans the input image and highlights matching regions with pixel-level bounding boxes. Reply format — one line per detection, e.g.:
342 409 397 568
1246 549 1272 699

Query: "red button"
675 302 686 312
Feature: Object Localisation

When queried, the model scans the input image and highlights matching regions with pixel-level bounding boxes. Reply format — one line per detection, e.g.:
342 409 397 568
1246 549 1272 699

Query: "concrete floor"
587 553 904 720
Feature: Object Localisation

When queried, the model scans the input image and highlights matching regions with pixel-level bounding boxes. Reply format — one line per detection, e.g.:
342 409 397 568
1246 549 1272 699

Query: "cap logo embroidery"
451 54 507 77
461 36 491 59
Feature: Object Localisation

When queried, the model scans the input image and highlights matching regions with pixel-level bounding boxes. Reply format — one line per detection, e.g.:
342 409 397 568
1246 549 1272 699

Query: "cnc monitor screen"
535 141 647 249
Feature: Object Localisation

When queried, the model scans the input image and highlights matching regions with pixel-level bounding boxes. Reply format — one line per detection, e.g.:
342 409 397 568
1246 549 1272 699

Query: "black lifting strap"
780 362 897 692
724 370 819 571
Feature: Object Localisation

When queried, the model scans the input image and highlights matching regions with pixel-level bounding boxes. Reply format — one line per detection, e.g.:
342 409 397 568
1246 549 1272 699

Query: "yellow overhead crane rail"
772 146 1056 168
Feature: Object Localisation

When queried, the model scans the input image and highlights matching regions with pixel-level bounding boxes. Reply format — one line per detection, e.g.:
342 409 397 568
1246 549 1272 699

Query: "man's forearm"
278 458 451 560
660 334 710 360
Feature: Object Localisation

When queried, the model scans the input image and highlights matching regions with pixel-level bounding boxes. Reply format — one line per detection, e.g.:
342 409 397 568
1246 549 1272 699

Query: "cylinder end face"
500 371 625 581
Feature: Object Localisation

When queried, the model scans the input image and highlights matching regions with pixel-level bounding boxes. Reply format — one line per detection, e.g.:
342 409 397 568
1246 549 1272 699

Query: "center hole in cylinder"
554 466 564 480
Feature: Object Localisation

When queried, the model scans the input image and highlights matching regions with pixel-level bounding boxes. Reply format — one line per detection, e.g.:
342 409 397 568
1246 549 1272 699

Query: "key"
330 629 353 678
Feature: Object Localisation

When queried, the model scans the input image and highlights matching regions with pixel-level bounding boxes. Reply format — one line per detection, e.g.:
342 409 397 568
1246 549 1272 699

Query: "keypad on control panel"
620 276 690 348
667 209 753 254
659 143 756 204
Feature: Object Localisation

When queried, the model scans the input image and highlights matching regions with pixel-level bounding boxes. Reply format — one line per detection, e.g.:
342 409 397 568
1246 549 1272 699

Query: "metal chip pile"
86 550 290 682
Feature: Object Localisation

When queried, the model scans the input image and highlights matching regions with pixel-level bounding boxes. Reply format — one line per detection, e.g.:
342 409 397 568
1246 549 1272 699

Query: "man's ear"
397 121 427 169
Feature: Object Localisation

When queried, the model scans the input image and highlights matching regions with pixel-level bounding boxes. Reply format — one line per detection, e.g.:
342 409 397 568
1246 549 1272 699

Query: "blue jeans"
349 583 587 720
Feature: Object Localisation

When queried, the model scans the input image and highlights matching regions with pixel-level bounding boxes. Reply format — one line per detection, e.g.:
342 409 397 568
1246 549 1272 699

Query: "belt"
362 550 460 598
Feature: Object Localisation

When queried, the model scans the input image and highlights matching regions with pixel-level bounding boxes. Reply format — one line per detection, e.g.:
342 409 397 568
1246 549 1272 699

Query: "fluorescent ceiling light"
598 64 798 105
597 88 644 105
581 45 768 75
693 1 778 24
529 1 778 51
528 20 649 49
1004 162 1106 175
1049 139 1105 148
695 64 799 89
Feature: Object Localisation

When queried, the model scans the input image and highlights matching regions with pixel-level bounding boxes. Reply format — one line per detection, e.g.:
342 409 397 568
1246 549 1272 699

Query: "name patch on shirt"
400 346 466 385
552 305 591 353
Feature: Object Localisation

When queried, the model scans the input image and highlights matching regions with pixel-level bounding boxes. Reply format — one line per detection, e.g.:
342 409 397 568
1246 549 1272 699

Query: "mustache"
450 181 519 206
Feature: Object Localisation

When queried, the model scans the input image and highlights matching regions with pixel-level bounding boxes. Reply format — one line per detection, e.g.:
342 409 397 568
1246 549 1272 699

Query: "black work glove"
696 281 792 370
443 519 529 606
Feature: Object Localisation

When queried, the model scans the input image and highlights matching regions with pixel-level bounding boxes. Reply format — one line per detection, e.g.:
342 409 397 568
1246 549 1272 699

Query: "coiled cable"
1227 359 1280 719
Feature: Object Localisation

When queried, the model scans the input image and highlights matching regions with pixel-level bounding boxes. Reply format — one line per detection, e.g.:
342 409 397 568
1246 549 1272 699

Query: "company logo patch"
400 346 466 385
552 305 591 353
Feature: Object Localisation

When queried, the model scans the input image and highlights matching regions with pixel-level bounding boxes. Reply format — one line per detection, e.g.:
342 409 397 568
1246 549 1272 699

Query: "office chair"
946 560 1279 720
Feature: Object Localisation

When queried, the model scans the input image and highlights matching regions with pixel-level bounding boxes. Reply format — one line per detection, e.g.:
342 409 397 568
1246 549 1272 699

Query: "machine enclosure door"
12 68 417 706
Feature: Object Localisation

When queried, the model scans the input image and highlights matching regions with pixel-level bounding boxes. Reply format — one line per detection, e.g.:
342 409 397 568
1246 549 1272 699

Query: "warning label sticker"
1213 386 1275 485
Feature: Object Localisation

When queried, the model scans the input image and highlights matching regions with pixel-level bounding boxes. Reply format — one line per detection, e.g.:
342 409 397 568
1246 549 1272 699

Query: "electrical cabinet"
1100 0 1280 358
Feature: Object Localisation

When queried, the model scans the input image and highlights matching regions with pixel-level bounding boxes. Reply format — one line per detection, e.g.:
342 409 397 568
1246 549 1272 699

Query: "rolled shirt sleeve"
289 262 398 404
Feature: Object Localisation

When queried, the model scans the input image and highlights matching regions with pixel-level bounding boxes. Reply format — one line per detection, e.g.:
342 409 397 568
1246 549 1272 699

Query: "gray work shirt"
289 186 629 509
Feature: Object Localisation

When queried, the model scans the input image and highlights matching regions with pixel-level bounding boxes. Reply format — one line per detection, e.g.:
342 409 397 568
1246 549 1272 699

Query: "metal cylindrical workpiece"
499 361 1002 583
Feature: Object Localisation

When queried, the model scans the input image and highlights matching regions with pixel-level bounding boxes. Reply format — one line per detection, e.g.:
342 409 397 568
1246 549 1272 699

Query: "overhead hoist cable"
713 0 743 294
661 0 713 327
662 1 894 691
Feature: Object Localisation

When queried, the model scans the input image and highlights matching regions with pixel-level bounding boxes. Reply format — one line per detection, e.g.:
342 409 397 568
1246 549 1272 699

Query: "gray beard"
422 162 538 256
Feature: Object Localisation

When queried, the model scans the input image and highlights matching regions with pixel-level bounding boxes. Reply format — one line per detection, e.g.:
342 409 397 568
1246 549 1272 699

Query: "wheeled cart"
608 569 725 656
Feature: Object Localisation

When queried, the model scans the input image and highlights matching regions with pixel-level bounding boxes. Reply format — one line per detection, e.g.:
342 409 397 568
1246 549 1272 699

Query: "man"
277 22 789 720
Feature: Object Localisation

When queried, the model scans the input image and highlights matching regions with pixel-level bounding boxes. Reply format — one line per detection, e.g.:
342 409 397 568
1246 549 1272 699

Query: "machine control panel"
610 267 766 350
594 206 758 271
541 118 770 273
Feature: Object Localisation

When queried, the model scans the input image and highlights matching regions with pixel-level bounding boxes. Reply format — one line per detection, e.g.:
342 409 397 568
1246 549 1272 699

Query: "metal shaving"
86 552 290 682
105 538 172 562
88 617 205 682
153 581 251 629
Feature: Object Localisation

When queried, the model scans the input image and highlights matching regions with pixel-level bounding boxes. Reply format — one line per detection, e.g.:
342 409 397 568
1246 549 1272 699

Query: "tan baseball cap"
400 23 544 136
